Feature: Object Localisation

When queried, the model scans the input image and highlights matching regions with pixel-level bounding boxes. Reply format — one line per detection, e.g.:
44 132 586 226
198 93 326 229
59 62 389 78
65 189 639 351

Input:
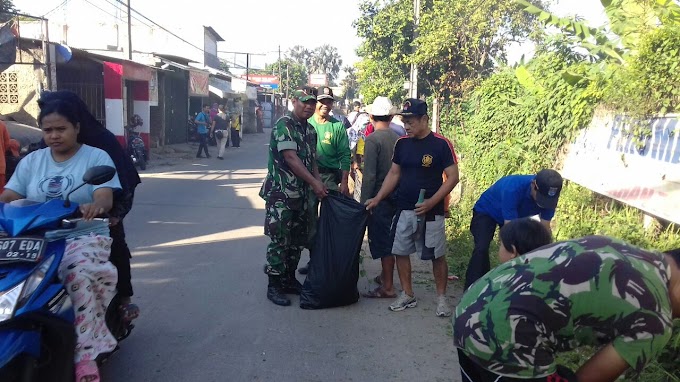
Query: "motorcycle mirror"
83 166 116 185
64 166 117 207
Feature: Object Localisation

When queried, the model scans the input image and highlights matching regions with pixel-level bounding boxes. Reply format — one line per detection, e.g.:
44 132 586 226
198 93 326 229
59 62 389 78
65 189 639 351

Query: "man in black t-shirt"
365 98 460 317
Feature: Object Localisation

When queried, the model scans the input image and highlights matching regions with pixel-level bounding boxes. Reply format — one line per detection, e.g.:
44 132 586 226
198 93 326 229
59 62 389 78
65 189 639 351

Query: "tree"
0 0 18 23
340 66 359 101
286 45 312 68
354 0 546 100
354 0 414 102
253 58 308 97
308 45 343 82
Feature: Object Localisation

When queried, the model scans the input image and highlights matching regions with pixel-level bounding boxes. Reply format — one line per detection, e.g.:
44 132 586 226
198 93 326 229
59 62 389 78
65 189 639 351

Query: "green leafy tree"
0 0 18 23
354 0 545 101
354 0 413 102
340 66 359 101
254 58 308 98
286 45 311 68
309 44 343 81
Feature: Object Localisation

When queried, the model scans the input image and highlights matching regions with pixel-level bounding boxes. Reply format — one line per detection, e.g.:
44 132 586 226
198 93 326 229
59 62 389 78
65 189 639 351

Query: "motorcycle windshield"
0 199 78 236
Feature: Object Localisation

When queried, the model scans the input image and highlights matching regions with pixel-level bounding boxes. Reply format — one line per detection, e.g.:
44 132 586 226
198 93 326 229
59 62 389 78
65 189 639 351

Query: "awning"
209 77 233 98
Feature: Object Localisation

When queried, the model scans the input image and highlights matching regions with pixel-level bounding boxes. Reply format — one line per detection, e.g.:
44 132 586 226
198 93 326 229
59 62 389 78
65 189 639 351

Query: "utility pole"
278 45 282 92
127 0 132 60
246 53 250 81
409 0 420 99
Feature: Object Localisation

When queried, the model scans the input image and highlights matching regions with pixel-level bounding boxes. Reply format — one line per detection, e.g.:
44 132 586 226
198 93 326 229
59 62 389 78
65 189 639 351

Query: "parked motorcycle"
126 114 147 171
187 114 199 143
0 166 133 382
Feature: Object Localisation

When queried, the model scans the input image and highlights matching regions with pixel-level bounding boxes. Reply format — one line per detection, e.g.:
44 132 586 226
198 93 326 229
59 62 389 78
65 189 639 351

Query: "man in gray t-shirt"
360 96 400 299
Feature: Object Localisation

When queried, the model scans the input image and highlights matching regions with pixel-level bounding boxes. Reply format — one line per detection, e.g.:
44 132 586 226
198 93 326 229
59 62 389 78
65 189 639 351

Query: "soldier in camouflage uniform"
453 234 680 382
259 86 328 306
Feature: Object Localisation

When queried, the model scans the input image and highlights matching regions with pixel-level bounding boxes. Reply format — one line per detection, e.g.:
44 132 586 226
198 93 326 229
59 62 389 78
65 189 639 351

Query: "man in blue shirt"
366 99 460 317
195 104 212 158
463 169 563 289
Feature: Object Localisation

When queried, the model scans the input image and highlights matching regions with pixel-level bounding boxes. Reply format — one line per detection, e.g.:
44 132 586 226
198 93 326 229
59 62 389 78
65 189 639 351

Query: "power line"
42 0 70 17
82 0 118 20
100 0 154 29
111 0 207 54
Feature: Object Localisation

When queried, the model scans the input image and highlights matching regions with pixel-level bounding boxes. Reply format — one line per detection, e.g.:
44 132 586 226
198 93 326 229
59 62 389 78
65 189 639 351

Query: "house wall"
0 46 47 126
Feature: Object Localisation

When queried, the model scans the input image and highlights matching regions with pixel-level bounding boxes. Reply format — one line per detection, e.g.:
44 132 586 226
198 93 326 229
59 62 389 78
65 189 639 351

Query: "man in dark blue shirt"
366 99 459 317
463 169 564 289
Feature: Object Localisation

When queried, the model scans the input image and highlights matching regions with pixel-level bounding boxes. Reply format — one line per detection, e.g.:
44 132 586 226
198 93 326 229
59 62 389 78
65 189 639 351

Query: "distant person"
214 104 230 160
256 103 264 133
464 169 564 289
230 110 241 148
195 104 212 158
360 97 400 298
365 99 459 317
347 101 362 126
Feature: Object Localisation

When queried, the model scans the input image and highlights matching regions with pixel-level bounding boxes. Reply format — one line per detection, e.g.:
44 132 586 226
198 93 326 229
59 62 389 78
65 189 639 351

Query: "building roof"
203 26 225 42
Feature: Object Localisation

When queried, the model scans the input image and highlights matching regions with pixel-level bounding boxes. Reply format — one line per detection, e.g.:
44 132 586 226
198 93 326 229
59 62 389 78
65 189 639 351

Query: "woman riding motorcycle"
0 96 122 382
38 91 141 323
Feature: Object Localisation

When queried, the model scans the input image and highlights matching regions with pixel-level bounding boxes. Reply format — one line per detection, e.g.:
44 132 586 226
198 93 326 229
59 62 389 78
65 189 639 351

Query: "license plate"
0 238 45 263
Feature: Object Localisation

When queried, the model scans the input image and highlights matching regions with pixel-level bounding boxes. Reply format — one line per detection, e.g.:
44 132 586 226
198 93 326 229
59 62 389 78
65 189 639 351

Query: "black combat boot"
267 276 291 306
281 267 303 295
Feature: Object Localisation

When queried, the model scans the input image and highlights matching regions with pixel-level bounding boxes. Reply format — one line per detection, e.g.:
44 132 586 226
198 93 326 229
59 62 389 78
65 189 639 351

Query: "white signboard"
308 73 328 86
562 112 680 224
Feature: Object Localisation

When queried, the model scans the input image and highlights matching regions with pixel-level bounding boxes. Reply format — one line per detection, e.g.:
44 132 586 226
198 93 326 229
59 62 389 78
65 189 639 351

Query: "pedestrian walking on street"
214 104 230 160
195 104 212 158
260 86 328 306
230 110 241 148
359 96 400 299
365 99 460 317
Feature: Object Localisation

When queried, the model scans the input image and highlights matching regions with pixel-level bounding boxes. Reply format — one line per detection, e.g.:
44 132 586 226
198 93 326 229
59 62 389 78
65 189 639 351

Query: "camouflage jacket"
453 236 673 378
259 112 317 201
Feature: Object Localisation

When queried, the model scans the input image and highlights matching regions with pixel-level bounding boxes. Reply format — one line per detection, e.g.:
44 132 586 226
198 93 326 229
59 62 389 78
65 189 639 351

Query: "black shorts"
367 199 396 259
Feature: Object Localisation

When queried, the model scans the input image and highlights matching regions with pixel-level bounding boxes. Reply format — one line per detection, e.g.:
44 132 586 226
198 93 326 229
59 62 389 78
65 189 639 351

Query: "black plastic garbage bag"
300 191 368 309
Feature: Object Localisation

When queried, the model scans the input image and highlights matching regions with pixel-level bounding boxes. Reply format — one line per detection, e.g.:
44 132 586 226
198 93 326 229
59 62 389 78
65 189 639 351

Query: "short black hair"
372 115 391 122
665 248 680 267
499 218 553 256
38 98 80 127
203 104 210 109
353 101 361 107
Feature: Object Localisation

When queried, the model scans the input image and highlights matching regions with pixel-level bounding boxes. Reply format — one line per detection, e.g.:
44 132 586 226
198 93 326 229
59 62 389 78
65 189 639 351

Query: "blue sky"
15 0 608 70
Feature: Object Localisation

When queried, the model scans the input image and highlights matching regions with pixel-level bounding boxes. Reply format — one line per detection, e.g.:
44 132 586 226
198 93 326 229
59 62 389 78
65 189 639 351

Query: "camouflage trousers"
264 197 310 275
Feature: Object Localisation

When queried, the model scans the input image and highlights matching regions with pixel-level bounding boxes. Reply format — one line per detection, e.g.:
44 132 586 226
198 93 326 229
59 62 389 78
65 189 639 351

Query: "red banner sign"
189 70 209 97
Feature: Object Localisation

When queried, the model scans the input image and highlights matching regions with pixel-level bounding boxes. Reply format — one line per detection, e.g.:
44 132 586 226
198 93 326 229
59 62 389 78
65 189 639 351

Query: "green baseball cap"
292 86 317 102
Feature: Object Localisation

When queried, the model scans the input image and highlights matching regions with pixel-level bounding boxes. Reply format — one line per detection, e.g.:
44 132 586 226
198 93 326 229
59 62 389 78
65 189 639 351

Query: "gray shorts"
389 210 447 260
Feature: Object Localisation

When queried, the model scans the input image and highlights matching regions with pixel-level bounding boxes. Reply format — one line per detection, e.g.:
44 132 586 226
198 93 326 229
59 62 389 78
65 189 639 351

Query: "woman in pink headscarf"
210 102 219 120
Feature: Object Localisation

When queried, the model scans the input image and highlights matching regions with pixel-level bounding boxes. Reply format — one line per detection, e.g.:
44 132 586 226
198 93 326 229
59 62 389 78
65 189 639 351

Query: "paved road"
101 132 461 382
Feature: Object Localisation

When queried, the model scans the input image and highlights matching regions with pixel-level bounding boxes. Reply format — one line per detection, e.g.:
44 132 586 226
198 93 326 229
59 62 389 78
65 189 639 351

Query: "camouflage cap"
292 86 317 102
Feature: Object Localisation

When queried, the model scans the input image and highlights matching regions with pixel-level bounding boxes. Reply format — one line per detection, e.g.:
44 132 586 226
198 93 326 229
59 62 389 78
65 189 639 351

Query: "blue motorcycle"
0 166 133 381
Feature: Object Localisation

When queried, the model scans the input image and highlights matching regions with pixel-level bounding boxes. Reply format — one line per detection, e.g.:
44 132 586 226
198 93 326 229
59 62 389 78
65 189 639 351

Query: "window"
0 72 19 104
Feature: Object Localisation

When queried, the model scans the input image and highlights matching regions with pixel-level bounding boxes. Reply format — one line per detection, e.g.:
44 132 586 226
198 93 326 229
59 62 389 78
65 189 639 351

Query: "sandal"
119 303 140 322
75 360 100 382
361 287 397 299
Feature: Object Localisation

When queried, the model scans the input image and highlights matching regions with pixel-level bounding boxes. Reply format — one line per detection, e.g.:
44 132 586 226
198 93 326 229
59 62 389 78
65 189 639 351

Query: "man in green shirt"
297 86 352 275
308 86 351 195
453 234 680 382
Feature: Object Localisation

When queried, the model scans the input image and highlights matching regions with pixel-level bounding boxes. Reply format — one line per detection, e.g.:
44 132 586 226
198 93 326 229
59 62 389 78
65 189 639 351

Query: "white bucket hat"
366 96 398 116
